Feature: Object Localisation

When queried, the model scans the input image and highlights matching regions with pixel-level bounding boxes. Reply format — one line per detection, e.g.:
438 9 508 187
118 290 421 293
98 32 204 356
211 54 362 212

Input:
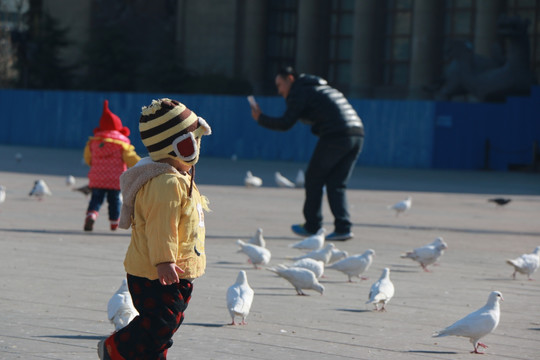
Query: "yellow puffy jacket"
123 171 207 280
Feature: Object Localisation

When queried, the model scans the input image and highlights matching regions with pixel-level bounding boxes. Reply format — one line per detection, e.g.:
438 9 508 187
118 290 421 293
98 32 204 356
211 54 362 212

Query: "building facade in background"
21 0 540 99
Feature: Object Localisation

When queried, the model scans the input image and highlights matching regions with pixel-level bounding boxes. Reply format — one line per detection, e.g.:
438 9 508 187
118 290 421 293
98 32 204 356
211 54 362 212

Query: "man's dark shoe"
326 231 354 241
291 224 318 237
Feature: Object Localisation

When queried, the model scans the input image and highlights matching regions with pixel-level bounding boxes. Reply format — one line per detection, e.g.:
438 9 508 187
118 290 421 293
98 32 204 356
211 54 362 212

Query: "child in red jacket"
83 100 140 231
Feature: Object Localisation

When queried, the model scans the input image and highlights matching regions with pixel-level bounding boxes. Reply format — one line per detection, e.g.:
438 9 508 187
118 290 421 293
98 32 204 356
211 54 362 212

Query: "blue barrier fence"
0 88 538 171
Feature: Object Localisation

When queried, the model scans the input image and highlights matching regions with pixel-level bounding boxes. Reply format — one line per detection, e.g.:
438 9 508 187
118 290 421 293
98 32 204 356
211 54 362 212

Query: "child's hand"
157 262 185 286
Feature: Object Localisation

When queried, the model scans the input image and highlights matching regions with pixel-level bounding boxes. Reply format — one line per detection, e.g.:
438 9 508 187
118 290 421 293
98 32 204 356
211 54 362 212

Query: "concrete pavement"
0 145 539 359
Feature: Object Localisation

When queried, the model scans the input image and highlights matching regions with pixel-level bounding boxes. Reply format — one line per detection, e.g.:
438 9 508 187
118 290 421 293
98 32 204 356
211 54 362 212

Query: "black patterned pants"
105 274 193 360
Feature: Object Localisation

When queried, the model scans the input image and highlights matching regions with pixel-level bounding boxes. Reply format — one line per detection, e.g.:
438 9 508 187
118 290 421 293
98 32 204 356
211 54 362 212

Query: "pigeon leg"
241 319 248 325
229 319 237 325
296 288 307 296
421 264 431 272
511 271 516 280
360 276 369 280
471 342 487 354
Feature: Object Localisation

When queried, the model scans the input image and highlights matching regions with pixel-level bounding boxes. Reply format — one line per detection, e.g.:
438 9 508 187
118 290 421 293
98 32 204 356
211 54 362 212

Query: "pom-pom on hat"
94 100 130 136
139 98 211 165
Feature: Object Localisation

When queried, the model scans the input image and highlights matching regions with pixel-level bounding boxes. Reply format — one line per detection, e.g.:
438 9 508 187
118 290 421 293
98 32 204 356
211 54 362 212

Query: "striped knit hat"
139 98 211 164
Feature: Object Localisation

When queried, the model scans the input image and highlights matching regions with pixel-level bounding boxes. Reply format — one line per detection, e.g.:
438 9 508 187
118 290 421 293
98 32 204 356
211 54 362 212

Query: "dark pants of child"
87 188 121 221
104 275 193 360
303 134 363 234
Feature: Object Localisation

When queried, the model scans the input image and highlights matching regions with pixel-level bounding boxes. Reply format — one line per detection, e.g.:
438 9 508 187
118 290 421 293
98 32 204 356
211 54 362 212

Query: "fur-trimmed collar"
118 158 179 229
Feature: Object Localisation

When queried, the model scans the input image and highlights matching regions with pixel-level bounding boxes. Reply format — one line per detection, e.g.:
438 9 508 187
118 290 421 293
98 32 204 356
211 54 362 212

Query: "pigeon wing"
227 284 254 316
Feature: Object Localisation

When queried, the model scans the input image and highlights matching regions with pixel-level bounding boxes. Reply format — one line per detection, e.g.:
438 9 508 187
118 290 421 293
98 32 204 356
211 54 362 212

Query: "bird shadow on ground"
407 350 458 355
185 322 226 328
388 264 422 273
35 334 107 340
388 269 420 274
0 228 127 237
481 277 517 282
335 308 371 313
214 261 245 265
528 327 540 331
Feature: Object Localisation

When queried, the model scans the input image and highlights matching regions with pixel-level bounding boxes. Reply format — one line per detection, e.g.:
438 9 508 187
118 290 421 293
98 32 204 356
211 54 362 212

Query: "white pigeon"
366 267 394 311
289 228 326 251
292 243 335 264
236 240 271 269
433 291 503 354
389 196 412 216
248 228 266 248
275 171 295 188
506 246 540 280
327 249 375 282
29 179 52 200
244 171 262 188
107 279 139 331
226 270 254 325
267 265 324 295
328 248 349 264
400 237 448 272
0 185 6 204
292 258 325 279
65 175 76 187
295 169 305 188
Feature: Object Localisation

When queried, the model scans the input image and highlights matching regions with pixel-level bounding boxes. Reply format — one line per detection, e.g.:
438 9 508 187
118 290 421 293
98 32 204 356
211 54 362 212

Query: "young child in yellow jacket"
98 99 211 360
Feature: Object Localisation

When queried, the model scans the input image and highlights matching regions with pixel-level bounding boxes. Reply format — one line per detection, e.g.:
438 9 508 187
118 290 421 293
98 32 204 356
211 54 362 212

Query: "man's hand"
157 262 185 286
250 104 261 122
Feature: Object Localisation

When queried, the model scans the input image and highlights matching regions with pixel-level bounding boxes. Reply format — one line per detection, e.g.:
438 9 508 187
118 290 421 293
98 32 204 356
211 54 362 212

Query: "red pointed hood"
94 100 130 136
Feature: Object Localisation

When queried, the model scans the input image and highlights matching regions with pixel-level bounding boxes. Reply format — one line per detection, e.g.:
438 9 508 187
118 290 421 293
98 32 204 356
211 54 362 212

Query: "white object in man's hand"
247 95 258 108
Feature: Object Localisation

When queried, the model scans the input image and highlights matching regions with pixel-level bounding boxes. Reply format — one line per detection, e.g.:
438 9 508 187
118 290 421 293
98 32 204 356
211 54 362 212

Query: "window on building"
327 0 355 92
265 0 298 94
381 0 413 87
505 0 540 81
445 0 476 42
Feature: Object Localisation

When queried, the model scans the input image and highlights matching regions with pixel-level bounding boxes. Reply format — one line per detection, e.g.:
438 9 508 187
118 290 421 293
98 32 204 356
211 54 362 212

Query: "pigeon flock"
243 169 304 189
225 209 536 355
